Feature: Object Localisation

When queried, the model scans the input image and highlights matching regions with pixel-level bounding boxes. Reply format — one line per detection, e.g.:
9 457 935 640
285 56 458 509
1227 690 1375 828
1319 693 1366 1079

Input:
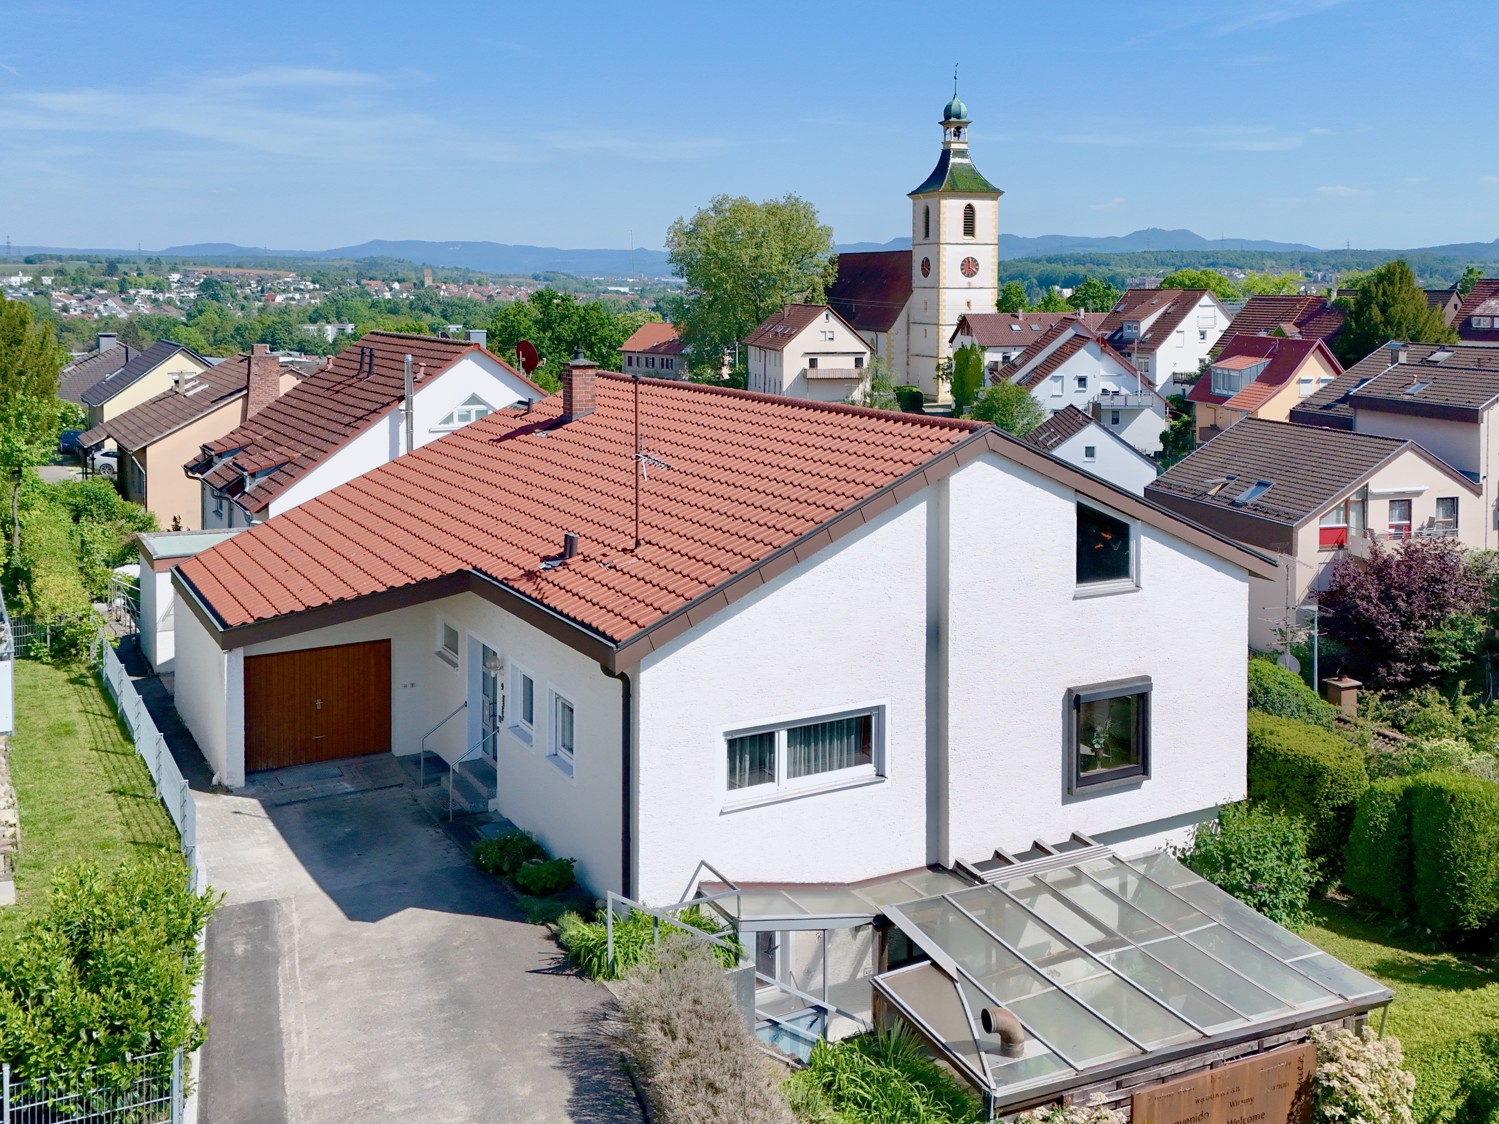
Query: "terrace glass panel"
1037 868 1172 944
1184 926 1332 1008
1066 973 1198 1048
1129 937 1290 1020
1006 988 1140 1068
1101 946 1249 1032
1290 953 1390 1001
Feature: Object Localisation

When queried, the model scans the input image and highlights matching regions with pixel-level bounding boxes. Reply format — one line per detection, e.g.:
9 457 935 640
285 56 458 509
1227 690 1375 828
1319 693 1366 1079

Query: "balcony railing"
1094 391 1155 410
804 366 864 381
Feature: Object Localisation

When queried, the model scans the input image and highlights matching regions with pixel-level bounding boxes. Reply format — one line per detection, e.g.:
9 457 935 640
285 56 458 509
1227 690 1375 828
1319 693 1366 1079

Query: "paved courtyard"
194 754 639 1124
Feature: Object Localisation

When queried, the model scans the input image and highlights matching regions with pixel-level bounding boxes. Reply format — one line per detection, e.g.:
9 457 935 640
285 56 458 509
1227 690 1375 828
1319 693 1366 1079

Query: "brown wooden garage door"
244 639 391 773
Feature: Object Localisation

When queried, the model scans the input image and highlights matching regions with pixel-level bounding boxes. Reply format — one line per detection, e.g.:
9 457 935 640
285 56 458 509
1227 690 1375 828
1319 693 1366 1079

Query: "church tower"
908 91 1003 400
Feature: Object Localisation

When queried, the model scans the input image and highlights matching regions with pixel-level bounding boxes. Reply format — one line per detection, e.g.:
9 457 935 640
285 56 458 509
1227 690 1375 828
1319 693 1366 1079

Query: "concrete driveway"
195 755 638 1124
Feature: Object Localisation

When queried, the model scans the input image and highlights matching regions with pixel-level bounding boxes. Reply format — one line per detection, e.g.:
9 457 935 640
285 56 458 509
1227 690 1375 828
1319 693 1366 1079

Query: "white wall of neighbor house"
634 493 937 905
1047 428 1158 496
173 603 233 784
268 354 533 518
138 564 176 671
943 454 1250 865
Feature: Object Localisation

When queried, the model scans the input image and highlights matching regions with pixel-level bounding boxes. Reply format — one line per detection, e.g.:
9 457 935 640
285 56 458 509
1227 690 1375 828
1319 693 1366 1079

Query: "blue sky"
2 0 1495 252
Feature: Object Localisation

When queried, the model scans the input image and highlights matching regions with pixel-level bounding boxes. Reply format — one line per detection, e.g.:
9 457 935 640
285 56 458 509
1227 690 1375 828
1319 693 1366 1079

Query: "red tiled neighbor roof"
1212 295 1347 357
620 322 685 356
744 304 865 352
1098 290 1219 354
187 331 536 514
1457 279 1499 342
1187 336 1340 410
953 312 1107 347
827 250 913 334
177 377 987 642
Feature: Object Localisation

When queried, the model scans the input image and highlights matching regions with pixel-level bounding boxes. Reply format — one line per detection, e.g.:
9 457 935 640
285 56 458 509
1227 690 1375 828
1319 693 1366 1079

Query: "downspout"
600 664 634 899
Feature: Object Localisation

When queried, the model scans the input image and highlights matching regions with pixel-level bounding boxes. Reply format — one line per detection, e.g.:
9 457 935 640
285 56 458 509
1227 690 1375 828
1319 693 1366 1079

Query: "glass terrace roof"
875 849 1390 1102
717 869 973 931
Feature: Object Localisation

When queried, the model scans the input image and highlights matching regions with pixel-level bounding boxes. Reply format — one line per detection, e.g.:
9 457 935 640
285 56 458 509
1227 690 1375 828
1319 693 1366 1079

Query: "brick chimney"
560 348 597 422
247 343 281 417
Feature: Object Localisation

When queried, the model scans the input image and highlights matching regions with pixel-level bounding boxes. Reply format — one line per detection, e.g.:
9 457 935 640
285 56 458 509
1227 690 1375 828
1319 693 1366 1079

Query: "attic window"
1204 474 1238 497
1231 480 1273 507
1426 349 1454 363
1402 381 1432 396
1010 324 1022 332
435 394 494 430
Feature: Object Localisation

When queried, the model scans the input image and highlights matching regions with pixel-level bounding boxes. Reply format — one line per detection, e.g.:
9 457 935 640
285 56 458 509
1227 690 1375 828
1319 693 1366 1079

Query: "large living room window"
726 708 882 802
1076 502 1136 593
1068 678 1151 794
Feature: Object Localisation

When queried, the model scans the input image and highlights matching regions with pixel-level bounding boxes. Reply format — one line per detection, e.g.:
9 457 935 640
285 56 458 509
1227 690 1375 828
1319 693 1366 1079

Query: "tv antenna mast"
631 375 672 551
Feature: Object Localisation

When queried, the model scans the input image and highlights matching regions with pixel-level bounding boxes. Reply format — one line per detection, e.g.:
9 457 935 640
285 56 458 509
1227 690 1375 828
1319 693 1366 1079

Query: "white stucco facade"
1124 293 1229 396
746 310 874 404
1013 339 1168 455
1042 424 1159 496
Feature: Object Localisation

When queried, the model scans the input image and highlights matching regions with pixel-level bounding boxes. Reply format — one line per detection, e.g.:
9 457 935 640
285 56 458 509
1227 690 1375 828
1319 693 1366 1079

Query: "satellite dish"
1278 651 1301 675
516 340 540 374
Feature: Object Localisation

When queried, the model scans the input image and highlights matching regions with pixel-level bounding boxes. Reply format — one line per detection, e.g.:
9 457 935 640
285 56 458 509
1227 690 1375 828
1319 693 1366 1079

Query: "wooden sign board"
1130 1042 1316 1124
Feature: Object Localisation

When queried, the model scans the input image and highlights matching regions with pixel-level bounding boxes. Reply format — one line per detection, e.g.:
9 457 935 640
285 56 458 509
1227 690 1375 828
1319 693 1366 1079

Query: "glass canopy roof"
875 849 1391 1103
714 868 972 931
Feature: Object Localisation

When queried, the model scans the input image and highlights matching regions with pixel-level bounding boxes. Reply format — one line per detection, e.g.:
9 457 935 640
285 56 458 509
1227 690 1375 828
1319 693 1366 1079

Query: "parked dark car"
59 429 85 457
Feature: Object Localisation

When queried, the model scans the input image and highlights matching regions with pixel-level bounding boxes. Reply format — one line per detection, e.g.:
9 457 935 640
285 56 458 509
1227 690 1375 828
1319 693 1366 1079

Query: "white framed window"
1083 445 1097 462
550 691 576 772
434 394 494 430
1075 375 1088 391
436 618 460 667
1474 316 1492 329
1436 496 1459 535
725 706 884 805
509 664 536 742
1110 410 1121 426
808 357 819 369
1076 501 1138 595
821 329 834 340
1199 330 1208 341
1050 375 1064 397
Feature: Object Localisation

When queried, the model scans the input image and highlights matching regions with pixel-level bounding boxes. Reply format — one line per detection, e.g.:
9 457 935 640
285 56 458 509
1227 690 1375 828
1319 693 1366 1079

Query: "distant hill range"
13 229 1498 276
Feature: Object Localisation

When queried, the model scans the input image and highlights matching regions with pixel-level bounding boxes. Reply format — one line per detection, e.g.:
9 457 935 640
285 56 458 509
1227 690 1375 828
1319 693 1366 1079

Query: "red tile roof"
827 250 912 334
1098 290 1220 354
953 312 1107 347
744 304 865 352
1186 336 1340 410
1212 295 1346 357
1023 405 1096 452
995 321 1144 390
177 377 986 640
620 322 685 356
1457 279 1499 342
187 331 536 514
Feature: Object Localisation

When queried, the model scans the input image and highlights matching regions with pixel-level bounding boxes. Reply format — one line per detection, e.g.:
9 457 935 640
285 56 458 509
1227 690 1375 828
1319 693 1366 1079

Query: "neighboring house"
950 311 1107 369
745 305 873 402
1428 287 1464 326
826 94 1002 399
1210 293 1346 359
1456 279 1499 343
170 359 1270 909
185 330 541 529
77 345 299 531
1148 418 1482 650
1187 336 1343 440
620 322 686 378
1290 341 1499 549
994 318 1168 454
1022 405 1158 495
137 528 242 673
59 332 132 405
1097 289 1231 395
80 340 213 433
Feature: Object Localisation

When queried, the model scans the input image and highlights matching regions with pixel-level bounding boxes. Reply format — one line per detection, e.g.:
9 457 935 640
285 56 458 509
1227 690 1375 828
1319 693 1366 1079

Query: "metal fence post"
171 1047 183 1124
606 894 615 971
3 1059 11 1124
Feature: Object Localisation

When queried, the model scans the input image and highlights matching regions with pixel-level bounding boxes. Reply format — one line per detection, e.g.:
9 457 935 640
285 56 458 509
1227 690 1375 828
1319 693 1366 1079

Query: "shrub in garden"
511 856 576 897
1367 736 1499 783
1016 1095 1126 1124
1247 657 1337 728
1176 803 1316 929
1309 1025 1415 1124
783 1024 983 1124
559 903 740 980
894 385 925 413
1343 776 1417 917
614 936 795 1124
471 830 546 876
1408 772 1499 938
0 858 218 1081
1396 688 1499 756
1247 713 1368 873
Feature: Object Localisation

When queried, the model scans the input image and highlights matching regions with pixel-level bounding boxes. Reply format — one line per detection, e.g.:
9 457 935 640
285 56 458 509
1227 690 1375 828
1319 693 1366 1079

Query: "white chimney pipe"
403 354 415 455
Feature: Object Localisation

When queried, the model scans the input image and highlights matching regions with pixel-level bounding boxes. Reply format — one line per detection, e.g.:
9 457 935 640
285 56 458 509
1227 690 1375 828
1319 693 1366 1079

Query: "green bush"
616 936 795 1124
1367 736 1499 783
1409 773 1499 938
783 1024 984 1124
1309 1025 1415 1124
511 856 575 897
559 904 740 980
471 830 546 876
0 858 218 1081
1344 776 1417 917
894 385 925 413
1247 712 1369 874
1247 657 1337 728
1374 687 1499 756
1176 803 1317 929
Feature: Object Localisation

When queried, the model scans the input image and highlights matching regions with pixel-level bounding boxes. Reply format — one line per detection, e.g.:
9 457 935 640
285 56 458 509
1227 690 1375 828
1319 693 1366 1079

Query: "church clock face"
960 256 980 279
920 256 931 278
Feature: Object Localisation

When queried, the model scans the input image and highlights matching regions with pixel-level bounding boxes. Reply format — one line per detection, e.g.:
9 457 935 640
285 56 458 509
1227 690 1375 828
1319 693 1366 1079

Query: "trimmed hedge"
1246 713 1368 874
1409 772 1499 939
894 385 925 413
1343 776 1417 917
1247 658 1337 728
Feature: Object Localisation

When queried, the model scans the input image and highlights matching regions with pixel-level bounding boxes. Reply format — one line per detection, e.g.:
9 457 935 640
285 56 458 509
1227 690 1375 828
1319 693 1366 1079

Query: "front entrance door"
480 646 503 759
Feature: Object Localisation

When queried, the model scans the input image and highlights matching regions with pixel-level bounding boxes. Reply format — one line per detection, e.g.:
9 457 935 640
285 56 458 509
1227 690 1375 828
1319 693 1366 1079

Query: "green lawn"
2 659 178 932
1304 897 1499 1120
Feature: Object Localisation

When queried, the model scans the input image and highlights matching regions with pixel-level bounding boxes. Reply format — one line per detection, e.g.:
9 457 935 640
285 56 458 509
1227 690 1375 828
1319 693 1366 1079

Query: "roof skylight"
1402 381 1432 396
1231 480 1273 506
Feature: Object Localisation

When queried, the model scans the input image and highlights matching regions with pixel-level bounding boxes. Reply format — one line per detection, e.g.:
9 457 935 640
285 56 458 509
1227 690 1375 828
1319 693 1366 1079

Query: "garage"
244 639 391 773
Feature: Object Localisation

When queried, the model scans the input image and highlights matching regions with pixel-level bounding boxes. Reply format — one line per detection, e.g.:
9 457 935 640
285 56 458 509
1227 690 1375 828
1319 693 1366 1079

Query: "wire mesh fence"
2 1049 183 1124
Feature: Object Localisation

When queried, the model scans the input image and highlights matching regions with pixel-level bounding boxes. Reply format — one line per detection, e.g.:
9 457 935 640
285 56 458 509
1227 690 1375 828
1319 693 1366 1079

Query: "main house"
186 330 540 529
1186 335 1342 441
1147 417 1481 650
989 317 1168 454
79 345 300 531
1096 289 1231 395
170 357 1271 908
1290 341 1499 549
744 304 873 402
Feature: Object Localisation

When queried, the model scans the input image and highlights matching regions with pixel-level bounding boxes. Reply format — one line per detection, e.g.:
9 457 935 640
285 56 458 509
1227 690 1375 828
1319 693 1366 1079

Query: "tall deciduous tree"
968 380 1045 436
997 281 1030 313
488 290 657 391
1157 268 1240 302
1333 259 1457 367
0 297 66 549
665 194 836 383
1240 272 1304 296
1068 276 1122 313
1035 287 1072 312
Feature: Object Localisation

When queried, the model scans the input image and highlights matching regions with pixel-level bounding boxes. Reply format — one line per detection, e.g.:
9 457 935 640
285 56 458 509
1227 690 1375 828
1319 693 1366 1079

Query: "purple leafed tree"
1319 537 1491 690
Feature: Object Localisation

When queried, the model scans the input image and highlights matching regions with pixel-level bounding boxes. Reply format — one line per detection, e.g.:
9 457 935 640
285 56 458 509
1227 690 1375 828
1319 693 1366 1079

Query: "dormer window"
963 204 976 238
435 393 494 430
1122 321 1140 339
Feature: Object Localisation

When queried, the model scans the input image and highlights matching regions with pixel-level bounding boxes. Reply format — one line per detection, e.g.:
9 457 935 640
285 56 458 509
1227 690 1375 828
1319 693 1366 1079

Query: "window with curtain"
726 710 881 797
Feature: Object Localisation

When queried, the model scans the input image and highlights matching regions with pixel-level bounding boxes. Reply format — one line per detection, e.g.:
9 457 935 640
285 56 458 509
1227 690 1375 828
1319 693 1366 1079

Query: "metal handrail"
443 728 499 822
605 889 744 971
418 701 467 788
